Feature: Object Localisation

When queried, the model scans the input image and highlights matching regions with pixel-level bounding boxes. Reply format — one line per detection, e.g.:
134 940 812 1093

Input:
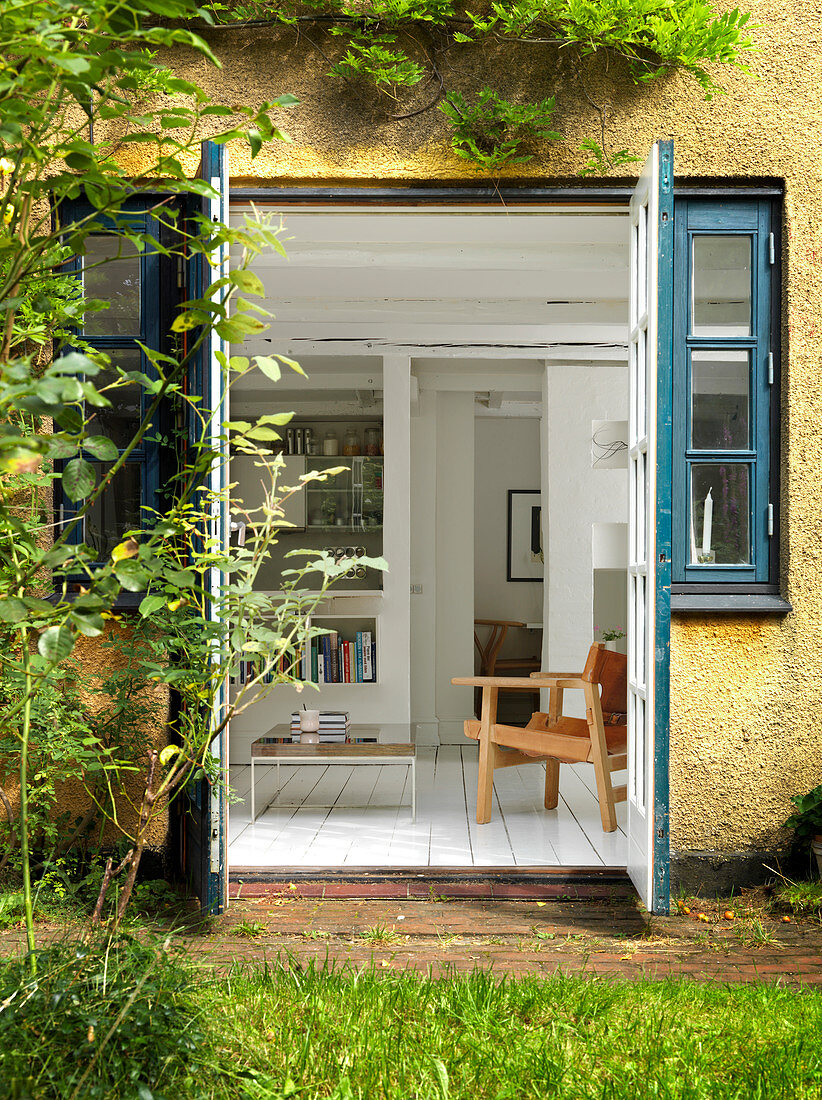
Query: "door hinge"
768 232 776 265
768 503 774 537
176 255 186 290
768 351 774 385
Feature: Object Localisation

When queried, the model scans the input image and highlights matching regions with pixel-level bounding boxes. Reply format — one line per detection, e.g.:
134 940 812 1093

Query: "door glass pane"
690 463 750 565
83 236 141 336
691 350 749 450
84 463 142 560
91 350 143 448
692 235 751 337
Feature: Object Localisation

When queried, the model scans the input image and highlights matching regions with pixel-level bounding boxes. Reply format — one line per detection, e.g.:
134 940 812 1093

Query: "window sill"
670 593 792 614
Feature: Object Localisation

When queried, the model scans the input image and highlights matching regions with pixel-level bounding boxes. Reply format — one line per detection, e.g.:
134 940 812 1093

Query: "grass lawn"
6 937 822 1100
204 962 822 1099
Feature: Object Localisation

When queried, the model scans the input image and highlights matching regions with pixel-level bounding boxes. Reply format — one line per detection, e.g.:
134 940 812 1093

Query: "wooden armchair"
452 642 627 833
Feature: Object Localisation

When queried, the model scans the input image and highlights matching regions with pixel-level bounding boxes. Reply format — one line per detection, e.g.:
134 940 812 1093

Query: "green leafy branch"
204 0 755 169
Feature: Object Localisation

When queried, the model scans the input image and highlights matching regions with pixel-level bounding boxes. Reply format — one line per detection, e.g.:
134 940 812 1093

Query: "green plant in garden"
0 0 385 966
785 784 822 848
206 0 754 169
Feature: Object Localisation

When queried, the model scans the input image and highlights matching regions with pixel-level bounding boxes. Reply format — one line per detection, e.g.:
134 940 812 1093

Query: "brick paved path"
3 880 820 984
184 880 822 983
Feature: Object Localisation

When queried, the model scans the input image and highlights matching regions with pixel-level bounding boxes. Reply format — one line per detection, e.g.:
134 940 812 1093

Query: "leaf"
0 597 27 623
229 269 265 296
253 356 282 383
159 745 181 766
139 594 166 617
62 458 96 501
247 126 262 158
165 568 196 587
84 435 119 461
38 626 75 663
111 538 139 563
432 1057 449 1099
71 611 105 638
114 560 149 592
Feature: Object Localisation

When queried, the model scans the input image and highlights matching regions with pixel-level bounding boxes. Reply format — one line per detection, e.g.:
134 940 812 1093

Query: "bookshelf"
227 355 410 757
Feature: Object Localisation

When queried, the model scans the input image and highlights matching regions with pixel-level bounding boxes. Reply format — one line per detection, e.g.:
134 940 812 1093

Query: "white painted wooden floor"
228 746 627 868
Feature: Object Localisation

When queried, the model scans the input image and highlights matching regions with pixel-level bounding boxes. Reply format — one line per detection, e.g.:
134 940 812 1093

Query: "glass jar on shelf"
365 427 380 455
343 429 361 456
323 430 339 456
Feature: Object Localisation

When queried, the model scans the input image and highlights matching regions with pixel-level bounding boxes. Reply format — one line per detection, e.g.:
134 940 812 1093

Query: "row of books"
315 631 376 684
230 630 377 686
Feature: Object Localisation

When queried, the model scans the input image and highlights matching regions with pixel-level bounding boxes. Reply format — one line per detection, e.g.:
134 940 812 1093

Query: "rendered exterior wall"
150 0 821 884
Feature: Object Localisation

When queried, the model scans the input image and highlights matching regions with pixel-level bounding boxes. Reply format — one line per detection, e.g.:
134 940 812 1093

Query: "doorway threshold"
229 866 633 902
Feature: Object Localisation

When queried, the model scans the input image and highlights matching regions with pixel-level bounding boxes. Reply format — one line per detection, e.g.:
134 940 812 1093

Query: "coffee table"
250 729 416 822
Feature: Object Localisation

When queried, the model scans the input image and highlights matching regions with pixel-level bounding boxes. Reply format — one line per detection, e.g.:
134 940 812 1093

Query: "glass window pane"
84 463 142 560
690 463 750 565
90 350 143 448
83 236 141 336
692 235 751 337
691 350 749 450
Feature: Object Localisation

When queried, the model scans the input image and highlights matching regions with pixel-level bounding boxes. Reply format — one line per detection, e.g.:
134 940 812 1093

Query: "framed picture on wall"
507 490 543 582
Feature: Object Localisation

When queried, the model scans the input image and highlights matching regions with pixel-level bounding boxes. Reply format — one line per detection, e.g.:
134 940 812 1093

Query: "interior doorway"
224 201 633 873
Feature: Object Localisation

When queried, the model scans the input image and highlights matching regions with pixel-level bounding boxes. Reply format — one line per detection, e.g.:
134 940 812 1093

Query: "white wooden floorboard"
427 746 475 866
498 757 604 866
490 762 561 865
558 765 627 866
227 745 627 869
385 746 435 865
316 763 385 865
345 762 414 865
231 764 331 863
261 765 357 865
461 749 519 866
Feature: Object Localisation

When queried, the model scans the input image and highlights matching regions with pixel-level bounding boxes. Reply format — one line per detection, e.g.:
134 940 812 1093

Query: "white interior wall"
434 391 476 743
474 417 542 659
542 364 628 690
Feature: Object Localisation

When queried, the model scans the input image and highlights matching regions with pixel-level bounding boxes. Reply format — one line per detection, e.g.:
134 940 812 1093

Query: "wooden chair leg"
584 683 618 833
544 758 560 809
476 685 498 824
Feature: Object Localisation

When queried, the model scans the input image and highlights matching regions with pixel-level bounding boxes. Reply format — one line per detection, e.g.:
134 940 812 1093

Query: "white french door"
627 142 673 913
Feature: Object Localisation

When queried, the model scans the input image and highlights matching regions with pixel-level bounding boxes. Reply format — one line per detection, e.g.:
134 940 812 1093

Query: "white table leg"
411 757 416 822
251 755 256 823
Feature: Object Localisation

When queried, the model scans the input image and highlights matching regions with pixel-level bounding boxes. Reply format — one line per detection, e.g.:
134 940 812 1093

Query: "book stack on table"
290 711 350 743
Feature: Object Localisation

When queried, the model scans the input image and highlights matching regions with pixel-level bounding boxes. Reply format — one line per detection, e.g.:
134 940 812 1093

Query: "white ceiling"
229 205 631 355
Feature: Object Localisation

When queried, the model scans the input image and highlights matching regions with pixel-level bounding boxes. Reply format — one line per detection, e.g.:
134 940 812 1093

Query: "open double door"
186 141 674 914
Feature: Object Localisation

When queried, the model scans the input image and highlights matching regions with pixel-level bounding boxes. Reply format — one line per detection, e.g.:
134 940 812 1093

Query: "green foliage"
440 89 561 168
0 936 207 1099
0 0 386 949
330 37 427 88
206 0 754 168
785 784 822 847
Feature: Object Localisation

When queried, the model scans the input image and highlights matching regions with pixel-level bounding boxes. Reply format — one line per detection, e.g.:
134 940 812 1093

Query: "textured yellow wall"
158 0 822 861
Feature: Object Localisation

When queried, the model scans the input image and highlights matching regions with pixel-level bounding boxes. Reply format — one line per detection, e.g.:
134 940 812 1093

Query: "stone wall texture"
152 0 822 867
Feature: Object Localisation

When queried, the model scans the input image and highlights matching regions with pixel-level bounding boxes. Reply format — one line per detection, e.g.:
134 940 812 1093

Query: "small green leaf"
114 560 149 592
62 458 96 501
38 625 75 663
139 594 166 617
84 435 119 461
0 597 27 623
254 356 282 383
229 269 265 296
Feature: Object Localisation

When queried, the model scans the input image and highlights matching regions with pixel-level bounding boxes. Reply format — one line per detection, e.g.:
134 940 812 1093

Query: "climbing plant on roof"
204 0 755 169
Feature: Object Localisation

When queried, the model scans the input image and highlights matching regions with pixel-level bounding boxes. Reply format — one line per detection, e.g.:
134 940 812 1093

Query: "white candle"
701 489 713 557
